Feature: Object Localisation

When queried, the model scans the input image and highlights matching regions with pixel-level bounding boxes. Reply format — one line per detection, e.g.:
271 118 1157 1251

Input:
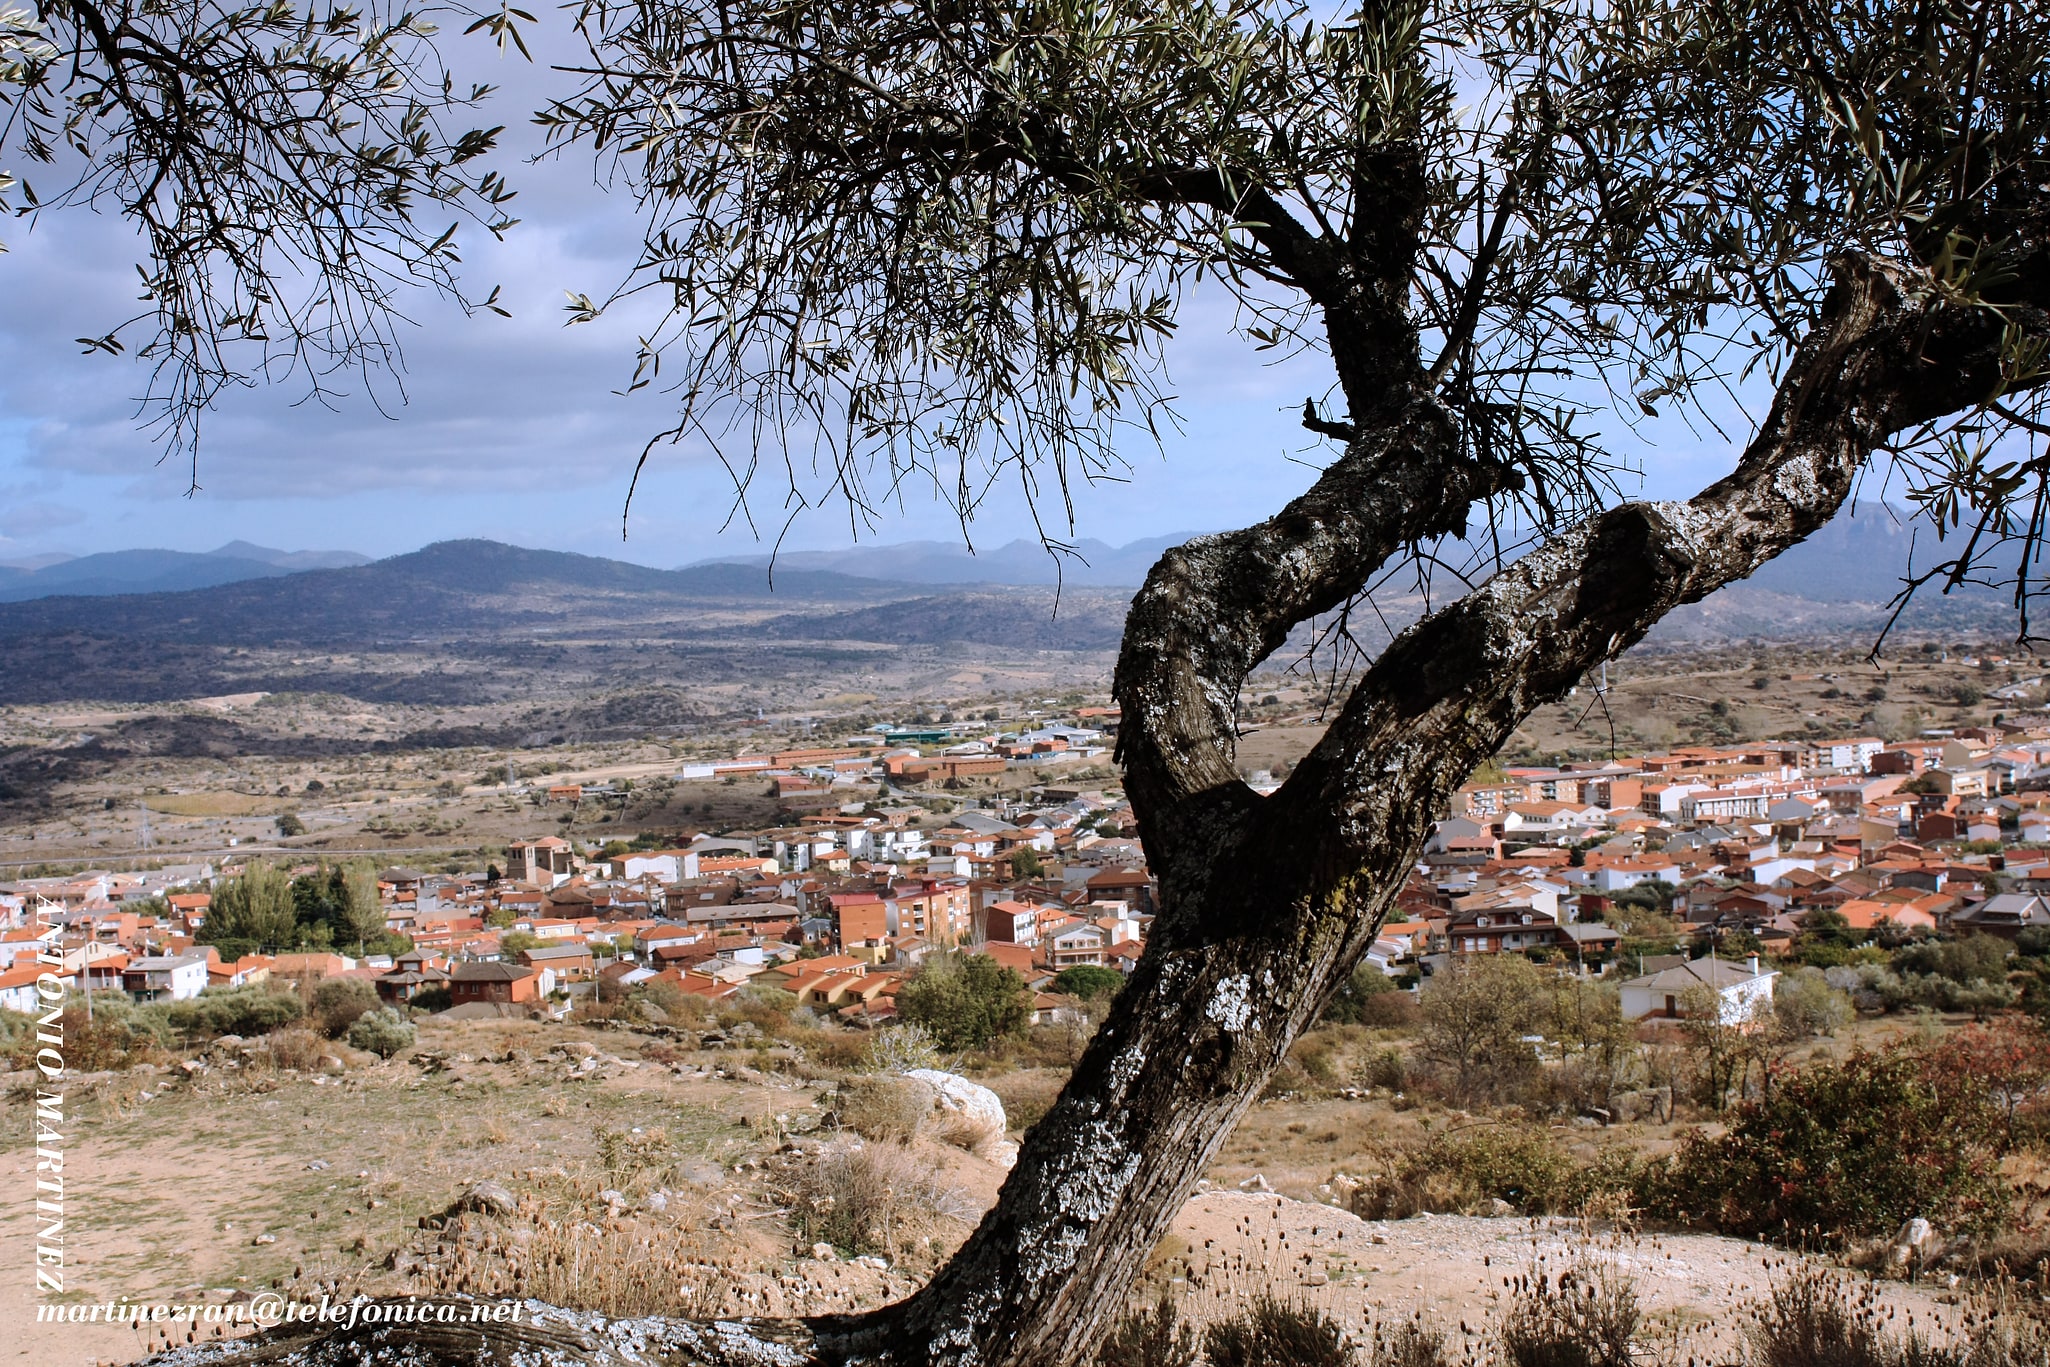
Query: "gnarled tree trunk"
157 257 2044 1367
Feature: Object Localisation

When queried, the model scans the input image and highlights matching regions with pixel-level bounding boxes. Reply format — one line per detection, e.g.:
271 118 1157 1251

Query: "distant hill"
760 589 1131 651
0 507 2029 706
693 533 1200 587
0 539 909 648
0 541 369 602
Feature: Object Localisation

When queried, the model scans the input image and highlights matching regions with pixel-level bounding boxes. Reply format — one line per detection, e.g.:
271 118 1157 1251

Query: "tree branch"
1276 254 2049 871
1111 400 1513 886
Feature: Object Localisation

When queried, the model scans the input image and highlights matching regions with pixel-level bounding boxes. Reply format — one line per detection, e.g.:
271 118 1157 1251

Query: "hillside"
0 541 368 601
0 502 2028 706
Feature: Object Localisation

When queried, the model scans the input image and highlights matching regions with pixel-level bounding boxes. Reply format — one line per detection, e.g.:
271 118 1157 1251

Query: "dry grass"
1746 1265 2050 1367
779 1140 975 1259
423 1207 727 1318
1498 1261 1640 1367
838 1075 930 1143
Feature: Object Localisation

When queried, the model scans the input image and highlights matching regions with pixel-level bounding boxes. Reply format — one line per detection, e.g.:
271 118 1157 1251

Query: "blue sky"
0 24 1750 569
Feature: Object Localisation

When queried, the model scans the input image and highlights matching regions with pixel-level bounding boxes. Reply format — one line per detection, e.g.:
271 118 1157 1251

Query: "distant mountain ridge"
0 504 2026 705
0 541 369 602
691 533 1201 587
692 505 1980 600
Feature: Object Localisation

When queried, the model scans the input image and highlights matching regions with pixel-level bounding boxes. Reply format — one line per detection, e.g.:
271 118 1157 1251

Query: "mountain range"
0 505 2022 704
0 541 369 602
690 534 1197 587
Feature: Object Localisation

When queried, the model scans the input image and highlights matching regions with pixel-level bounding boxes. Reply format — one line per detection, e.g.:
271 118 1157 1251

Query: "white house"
121 952 211 1002
1620 956 1776 1025
618 851 700 883
0 963 70 1014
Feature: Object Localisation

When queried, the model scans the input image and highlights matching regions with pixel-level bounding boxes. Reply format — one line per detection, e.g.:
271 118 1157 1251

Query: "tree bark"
153 257 2045 1367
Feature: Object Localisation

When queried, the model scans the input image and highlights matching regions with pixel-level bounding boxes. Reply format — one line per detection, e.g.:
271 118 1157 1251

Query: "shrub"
162 985 305 1039
837 1074 930 1143
864 1022 943 1073
309 978 381 1038
1053 965 1126 1001
1498 1264 1639 1367
1095 1292 1198 1367
1359 1046 1408 1092
5 1005 164 1071
1774 967 1853 1038
897 953 1031 1050
265 1028 329 1071
781 1142 973 1257
1202 1291 1357 1367
346 1007 416 1059
1349 1124 1577 1219
1369 1319 1452 1367
1357 991 1419 1029
1644 1047 2008 1244
1322 963 1398 1025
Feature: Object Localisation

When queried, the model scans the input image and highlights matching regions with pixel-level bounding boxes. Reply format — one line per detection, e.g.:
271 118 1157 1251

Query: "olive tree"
11 0 2050 1363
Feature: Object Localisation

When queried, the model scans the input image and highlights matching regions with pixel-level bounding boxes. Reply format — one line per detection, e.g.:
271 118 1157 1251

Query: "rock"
905 1069 1007 1133
446 1181 518 1218
306 1160 330 1171
598 1189 628 1209
812 1243 838 1262
645 1191 670 1213
1303 1271 1329 1287
1488 1198 1517 1218
1239 1174 1273 1192
1888 1217 1940 1274
251 1234 277 1246
990 1141 1020 1171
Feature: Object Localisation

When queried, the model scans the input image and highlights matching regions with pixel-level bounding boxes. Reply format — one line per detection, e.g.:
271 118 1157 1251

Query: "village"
10 693 2050 1035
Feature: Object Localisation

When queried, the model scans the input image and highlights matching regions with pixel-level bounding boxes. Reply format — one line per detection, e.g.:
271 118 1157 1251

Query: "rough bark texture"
150 255 2049 1367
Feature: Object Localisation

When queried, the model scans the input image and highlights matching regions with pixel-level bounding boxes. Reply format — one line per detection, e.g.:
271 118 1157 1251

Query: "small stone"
306 1160 330 1172
252 1234 277 1246
1239 1174 1272 1192
447 1181 517 1218
812 1243 837 1262
646 1192 670 1213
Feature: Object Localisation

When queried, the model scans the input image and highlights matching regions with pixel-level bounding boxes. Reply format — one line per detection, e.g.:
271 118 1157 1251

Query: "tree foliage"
1647 1044 2012 1244
1418 955 1543 1104
897 953 1032 1051
0 0 517 467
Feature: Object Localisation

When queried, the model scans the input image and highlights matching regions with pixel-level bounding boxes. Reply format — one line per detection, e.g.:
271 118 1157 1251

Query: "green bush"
1321 962 1399 1025
309 978 381 1038
162 985 304 1038
346 1007 416 1059
1643 1047 2008 1244
1053 965 1126 1001
1350 1124 1592 1219
897 954 1031 1050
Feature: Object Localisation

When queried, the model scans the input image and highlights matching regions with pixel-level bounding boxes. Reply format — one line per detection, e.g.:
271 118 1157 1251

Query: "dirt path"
1165 1188 1958 1359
